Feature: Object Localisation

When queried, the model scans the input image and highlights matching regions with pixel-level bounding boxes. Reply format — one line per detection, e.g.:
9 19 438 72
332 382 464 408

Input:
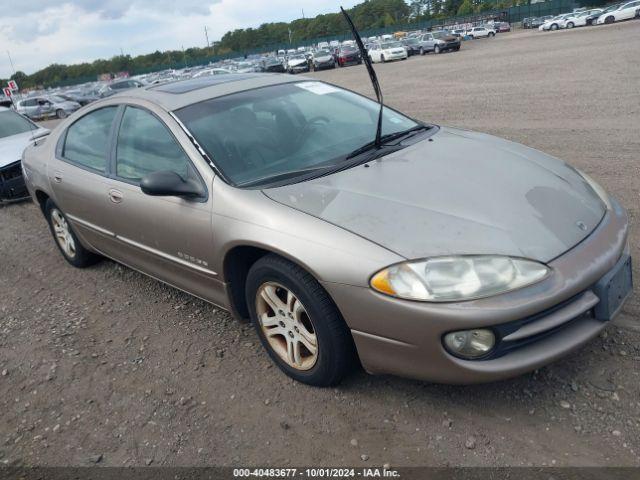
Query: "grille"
0 161 22 182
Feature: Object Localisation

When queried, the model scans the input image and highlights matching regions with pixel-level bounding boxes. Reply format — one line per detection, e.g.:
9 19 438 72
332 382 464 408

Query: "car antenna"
340 7 383 149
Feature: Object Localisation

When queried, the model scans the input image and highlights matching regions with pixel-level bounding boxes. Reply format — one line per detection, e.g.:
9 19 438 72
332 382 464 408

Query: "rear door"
103 103 224 305
49 105 121 255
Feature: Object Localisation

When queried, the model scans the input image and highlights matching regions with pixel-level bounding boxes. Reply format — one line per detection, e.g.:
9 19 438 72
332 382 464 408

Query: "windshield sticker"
296 82 340 95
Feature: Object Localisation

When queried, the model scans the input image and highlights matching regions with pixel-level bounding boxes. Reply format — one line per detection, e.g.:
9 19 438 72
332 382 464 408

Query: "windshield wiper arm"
346 125 430 160
239 166 332 188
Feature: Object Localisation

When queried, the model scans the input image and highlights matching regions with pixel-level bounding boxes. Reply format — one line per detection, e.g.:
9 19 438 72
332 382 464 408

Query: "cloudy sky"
0 0 361 78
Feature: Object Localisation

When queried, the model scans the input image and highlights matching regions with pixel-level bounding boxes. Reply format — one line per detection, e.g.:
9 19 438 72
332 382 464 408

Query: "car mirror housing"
140 171 204 199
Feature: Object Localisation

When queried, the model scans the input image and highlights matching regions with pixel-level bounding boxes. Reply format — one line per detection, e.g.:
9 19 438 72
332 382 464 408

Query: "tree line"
2 0 525 89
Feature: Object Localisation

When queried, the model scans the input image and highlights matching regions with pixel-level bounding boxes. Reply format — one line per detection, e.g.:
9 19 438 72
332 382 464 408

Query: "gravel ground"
1 23 639 468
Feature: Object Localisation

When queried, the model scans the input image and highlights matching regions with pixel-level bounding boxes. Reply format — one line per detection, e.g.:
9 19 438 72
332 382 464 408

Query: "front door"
103 105 224 306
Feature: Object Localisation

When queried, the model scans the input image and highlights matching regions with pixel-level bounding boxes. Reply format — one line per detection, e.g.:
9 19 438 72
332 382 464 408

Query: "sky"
0 0 362 78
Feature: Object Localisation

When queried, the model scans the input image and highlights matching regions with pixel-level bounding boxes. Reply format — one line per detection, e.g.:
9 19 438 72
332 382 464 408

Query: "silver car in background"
22 74 632 387
16 95 81 120
0 107 49 202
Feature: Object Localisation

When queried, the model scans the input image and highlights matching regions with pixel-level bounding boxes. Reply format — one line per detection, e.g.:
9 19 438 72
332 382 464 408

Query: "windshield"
381 42 403 49
290 54 306 60
0 110 35 139
432 31 448 39
404 38 419 44
175 81 419 187
315 50 331 56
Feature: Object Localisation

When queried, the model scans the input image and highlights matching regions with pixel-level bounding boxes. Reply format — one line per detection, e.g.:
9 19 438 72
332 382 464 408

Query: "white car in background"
561 9 603 27
367 41 408 63
192 68 231 78
466 26 496 38
539 13 573 30
596 0 640 23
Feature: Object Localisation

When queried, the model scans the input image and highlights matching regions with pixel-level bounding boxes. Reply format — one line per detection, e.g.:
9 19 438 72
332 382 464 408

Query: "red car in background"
337 45 362 67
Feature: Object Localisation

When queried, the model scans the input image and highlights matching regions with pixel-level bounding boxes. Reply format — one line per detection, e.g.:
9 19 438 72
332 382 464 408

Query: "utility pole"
6 50 16 76
302 8 305 18
204 26 210 48
182 45 187 68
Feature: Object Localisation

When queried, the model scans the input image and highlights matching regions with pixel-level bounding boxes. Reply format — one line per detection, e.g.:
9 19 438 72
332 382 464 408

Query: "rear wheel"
489 31 495 37
419 47 425 55
45 200 100 268
380 54 385 63
434 45 441 54
246 255 355 387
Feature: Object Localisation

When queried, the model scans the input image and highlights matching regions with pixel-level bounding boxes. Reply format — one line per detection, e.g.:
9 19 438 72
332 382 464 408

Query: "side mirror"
140 171 204 199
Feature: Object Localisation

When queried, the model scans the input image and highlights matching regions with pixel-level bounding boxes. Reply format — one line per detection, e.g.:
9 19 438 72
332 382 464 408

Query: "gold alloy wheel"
256 282 318 370
51 209 76 259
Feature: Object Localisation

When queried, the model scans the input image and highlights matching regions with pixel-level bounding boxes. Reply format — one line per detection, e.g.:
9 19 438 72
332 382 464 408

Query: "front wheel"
419 47 425 55
56 109 68 119
45 200 100 268
604 15 614 23
550 23 558 30
567 22 574 28
380 54 385 63
246 255 355 387
434 45 441 54
489 32 495 37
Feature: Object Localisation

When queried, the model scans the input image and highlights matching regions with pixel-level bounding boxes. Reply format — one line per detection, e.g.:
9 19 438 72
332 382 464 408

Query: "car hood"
315 55 333 62
288 58 308 66
0 128 49 168
264 127 606 263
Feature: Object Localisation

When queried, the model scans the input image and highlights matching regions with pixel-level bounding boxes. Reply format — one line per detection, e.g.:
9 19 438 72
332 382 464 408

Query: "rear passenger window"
115 106 191 181
63 107 117 172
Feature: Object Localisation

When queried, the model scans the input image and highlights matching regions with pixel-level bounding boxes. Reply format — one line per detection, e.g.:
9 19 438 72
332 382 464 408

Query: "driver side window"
115 106 191 182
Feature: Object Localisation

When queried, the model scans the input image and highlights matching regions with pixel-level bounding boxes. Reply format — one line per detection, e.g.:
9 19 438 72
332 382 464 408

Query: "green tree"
457 0 475 15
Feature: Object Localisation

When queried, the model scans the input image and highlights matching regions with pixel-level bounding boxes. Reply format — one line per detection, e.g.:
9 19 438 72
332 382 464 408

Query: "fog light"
443 329 495 359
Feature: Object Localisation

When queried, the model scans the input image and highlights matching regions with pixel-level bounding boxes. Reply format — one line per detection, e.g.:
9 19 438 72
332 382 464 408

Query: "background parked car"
286 53 310 73
539 13 573 30
368 41 408 63
260 58 286 73
401 37 422 56
0 106 49 202
57 89 99 106
562 8 603 28
466 26 496 38
493 21 511 32
596 0 640 23
418 30 461 54
312 50 336 70
99 79 144 98
337 45 362 67
530 15 553 28
16 95 81 120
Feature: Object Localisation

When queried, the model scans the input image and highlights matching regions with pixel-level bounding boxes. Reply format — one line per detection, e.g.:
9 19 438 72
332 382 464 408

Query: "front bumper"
0 160 29 202
323 198 631 384
383 52 407 61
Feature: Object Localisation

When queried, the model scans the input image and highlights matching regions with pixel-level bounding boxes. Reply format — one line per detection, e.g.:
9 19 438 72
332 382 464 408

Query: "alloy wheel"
256 282 318 371
51 209 76 258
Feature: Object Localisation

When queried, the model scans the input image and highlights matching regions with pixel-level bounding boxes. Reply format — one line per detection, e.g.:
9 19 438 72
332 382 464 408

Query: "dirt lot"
2 23 639 468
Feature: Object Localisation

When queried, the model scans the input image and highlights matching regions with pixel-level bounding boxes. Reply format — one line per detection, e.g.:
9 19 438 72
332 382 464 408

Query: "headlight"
444 329 495 358
575 168 611 209
370 255 549 302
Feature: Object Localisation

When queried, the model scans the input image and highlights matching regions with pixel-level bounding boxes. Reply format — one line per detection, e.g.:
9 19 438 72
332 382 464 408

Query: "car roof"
108 72 301 111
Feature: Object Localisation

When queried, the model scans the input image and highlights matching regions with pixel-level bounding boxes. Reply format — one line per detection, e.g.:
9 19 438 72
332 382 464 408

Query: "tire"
56 109 68 119
489 32 495 37
454 46 461 51
550 23 558 30
44 200 100 268
419 47 425 55
567 22 574 28
380 54 385 63
605 15 614 23
434 45 441 54
246 254 355 387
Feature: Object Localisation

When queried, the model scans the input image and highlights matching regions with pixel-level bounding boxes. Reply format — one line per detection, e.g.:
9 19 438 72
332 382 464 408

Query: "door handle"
53 172 62 183
108 189 123 204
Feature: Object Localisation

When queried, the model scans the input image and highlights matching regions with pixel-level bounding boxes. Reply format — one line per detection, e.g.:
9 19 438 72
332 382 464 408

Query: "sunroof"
151 73 263 94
